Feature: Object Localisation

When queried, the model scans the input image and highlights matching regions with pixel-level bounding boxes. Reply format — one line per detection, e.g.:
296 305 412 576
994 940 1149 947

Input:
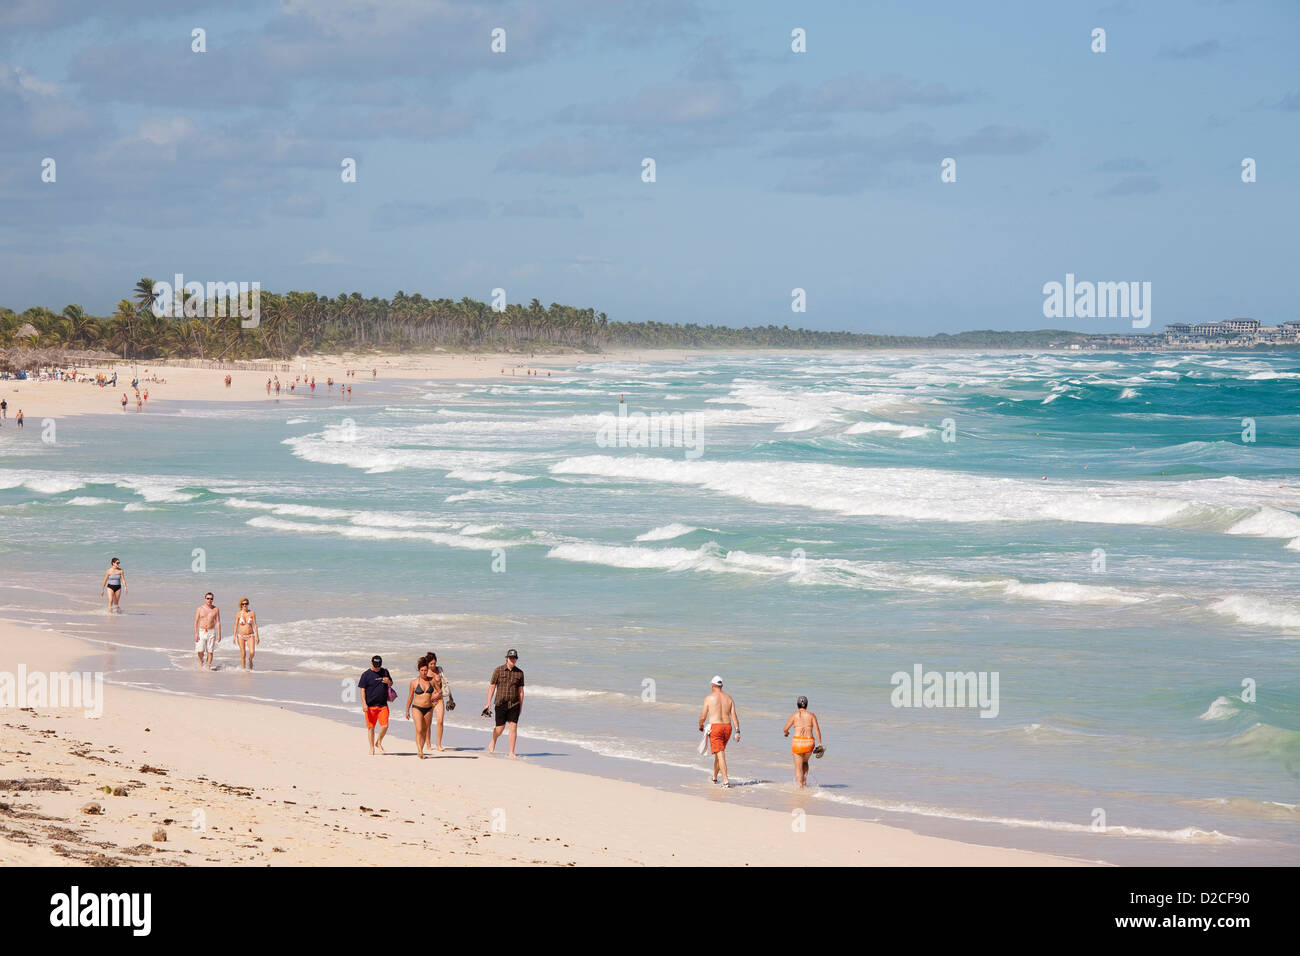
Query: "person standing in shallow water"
699 676 740 788
100 558 126 613
234 597 259 669
194 592 221 669
783 695 823 789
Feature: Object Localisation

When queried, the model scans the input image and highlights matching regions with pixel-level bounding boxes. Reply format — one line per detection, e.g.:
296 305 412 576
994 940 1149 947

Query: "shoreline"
0 347 707 421
0 620 1084 866
14 344 1294 422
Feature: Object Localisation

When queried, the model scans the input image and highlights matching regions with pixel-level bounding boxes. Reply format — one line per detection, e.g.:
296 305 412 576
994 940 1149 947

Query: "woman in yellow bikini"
782 695 823 789
234 598 259 669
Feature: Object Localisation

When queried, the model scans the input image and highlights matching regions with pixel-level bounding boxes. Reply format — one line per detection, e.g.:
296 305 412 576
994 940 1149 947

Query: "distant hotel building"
1058 316 1299 350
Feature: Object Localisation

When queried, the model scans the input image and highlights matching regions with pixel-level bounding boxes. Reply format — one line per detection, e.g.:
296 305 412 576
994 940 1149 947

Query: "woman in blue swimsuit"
100 558 126 613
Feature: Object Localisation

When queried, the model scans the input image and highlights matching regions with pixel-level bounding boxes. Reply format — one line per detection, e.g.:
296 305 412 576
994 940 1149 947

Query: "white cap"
711 675 723 686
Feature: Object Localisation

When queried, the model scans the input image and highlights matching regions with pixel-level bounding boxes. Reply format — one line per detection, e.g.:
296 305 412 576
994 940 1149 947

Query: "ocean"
2 350 1298 864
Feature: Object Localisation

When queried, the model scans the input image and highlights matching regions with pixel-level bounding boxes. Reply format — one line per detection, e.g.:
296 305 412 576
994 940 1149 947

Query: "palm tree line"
1 279 1086 359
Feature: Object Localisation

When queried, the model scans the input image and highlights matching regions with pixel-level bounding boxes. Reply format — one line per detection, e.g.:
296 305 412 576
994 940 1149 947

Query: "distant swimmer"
699 676 740 787
194 591 221 669
359 655 393 754
121 393 128 411
15 410 22 428
783 695 823 788
100 557 126 613
484 649 524 758
234 597 259 670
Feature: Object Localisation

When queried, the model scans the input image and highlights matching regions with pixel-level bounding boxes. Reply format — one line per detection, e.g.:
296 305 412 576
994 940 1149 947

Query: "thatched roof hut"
0 346 118 373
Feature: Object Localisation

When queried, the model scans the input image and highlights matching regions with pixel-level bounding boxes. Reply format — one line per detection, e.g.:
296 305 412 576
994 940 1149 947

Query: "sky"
1 0 1297 334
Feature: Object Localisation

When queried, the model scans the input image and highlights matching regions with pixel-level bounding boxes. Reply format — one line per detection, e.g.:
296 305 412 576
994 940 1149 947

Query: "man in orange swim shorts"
783 695 823 788
358 655 393 755
698 676 740 788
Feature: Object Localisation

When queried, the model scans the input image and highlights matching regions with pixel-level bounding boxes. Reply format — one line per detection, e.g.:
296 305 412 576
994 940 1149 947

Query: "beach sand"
0 349 704 421
0 622 1082 867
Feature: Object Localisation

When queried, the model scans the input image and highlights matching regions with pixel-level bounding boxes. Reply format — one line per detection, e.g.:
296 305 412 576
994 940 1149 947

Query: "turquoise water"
2 350 1298 864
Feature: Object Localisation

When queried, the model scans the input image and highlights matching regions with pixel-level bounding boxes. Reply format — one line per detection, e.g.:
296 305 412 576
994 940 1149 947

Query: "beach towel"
697 723 710 756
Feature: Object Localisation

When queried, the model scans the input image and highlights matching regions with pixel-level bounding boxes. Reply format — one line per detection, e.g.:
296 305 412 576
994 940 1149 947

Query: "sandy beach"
0 622 1081 867
0 349 706 421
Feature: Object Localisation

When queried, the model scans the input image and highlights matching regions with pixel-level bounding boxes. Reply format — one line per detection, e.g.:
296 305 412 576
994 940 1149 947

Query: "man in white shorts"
194 591 222 669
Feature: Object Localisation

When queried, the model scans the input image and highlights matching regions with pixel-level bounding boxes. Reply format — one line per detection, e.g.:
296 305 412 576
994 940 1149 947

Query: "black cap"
506 649 518 659
797 695 808 708
371 655 382 666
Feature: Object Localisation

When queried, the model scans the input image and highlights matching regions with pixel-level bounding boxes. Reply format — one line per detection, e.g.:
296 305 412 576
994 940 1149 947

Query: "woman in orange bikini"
782 695 823 789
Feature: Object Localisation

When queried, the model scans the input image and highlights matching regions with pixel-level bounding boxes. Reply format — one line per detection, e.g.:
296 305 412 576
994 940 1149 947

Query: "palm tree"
61 305 99 348
134 278 160 317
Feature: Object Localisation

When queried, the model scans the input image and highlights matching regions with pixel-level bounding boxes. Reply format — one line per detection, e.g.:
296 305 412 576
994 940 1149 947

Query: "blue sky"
1 0 1296 333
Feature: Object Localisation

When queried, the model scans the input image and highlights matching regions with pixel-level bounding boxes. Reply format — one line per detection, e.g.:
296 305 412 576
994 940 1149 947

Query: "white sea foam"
0 470 85 495
635 523 700 542
775 418 823 432
843 421 931 438
224 498 355 520
284 432 527 475
445 468 531 483
550 456 1289 535
1208 595 1300 631
526 684 628 700
444 490 505 503
296 659 356 673
64 496 116 507
115 479 195 503
811 792 1243 842
1118 387 1140 399
286 418 309 424
1000 581 1143 605
245 514 508 550
1199 696 1240 720
1225 507 1300 540
546 540 1148 605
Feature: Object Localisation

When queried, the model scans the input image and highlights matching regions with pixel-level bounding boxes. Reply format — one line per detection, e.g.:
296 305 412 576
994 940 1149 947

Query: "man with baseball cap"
698 675 740 787
358 655 393 754
484 649 525 757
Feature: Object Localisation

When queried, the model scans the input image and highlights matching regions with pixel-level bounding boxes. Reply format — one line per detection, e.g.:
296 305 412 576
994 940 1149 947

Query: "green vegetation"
1 280 1090 359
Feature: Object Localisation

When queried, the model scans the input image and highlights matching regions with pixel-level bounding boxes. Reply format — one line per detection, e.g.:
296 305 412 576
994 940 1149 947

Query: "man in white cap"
698 675 740 787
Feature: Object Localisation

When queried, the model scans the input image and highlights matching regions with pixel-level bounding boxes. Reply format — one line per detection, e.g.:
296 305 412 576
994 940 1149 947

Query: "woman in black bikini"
405 656 438 758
